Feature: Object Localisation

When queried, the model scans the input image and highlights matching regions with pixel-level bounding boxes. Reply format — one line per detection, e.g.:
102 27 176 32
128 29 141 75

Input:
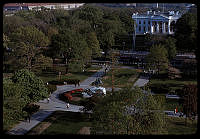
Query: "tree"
10 26 50 70
32 54 53 73
3 78 27 131
86 32 101 58
180 84 197 125
163 37 177 60
49 29 87 74
11 69 49 104
175 12 197 52
74 5 103 30
3 15 29 36
91 87 166 134
145 44 169 74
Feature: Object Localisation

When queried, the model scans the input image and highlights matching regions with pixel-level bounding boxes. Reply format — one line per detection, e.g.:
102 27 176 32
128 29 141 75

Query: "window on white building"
139 26 141 32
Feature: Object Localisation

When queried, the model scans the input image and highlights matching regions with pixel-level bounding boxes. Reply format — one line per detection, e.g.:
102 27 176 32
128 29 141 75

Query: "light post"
123 41 125 53
133 21 136 52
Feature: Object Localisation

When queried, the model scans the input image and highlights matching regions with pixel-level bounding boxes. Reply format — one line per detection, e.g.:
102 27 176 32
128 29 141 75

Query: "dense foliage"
3 5 135 73
91 87 166 134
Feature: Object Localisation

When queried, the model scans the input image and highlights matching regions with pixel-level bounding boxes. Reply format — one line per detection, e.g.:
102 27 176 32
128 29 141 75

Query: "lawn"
102 67 141 88
165 116 197 135
37 66 101 84
148 78 197 95
27 111 91 135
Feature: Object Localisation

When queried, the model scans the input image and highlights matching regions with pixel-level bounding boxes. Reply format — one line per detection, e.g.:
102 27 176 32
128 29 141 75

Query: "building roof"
4 3 76 7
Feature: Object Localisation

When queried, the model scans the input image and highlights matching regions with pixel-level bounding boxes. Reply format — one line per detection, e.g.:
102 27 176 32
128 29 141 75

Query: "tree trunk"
65 57 69 74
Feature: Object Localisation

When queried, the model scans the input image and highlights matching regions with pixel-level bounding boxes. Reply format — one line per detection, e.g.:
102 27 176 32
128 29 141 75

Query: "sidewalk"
6 66 107 135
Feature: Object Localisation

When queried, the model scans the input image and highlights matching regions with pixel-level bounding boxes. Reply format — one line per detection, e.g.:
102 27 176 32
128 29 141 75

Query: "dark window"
139 26 141 31
139 21 141 24
148 21 150 24
144 21 145 24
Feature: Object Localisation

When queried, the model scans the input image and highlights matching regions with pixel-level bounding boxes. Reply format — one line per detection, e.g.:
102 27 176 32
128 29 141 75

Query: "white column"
150 21 153 34
157 21 159 33
168 20 171 34
162 22 166 33
146 20 148 33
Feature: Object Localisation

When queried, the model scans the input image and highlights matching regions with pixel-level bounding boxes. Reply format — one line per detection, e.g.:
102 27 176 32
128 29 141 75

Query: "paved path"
7 66 107 135
132 76 149 88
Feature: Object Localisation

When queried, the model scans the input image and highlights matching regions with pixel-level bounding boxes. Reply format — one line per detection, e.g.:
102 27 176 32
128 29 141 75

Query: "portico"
132 10 181 35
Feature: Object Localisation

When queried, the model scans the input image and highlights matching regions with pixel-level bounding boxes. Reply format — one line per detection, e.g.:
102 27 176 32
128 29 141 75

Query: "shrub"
46 84 57 94
3 78 27 131
22 104 40 114
11 69 49 103
48 80 64 85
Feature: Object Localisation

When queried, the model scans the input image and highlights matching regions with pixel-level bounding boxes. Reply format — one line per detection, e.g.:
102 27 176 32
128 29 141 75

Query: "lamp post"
123 41 125 53
133 21 136 52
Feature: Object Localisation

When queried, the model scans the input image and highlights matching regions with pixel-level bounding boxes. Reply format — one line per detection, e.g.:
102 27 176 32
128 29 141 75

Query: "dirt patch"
27 111 63 135
27 122 52 135
103 76 109 80
71 97 81 101
88 70 98 72
77 127 91 135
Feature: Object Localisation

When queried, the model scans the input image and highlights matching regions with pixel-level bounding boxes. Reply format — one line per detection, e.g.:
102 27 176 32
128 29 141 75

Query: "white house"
132 10 182 35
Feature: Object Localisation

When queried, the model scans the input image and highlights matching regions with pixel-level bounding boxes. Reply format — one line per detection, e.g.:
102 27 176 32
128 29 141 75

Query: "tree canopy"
92 87 166 134
145 44 169 74
175 12 197 52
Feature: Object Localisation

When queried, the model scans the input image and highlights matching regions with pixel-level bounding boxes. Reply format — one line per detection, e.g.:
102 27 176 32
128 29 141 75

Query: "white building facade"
132 10 182 35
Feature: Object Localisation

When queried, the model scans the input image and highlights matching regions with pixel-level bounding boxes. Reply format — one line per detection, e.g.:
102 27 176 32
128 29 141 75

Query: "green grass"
102 68 140 88
37 66 101 84
165 116 197 135
40 111 91 135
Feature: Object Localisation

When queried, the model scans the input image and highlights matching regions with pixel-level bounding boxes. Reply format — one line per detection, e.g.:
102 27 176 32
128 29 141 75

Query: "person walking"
47 97 50 103
27 113 31 123
174 108 177 115
66 103 70 109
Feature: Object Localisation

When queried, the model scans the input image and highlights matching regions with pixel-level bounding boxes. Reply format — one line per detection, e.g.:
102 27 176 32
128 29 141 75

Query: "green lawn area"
148 77 197 95
102 67 141 88
28 110 197 135
36 66 101 84
28 111 91 135
165 116 197 135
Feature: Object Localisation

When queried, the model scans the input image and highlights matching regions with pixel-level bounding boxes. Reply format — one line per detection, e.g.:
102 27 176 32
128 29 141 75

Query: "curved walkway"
7 66 107 135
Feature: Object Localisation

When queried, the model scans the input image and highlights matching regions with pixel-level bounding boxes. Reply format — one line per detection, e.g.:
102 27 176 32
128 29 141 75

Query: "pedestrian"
47 97 50 103
176 107 178 113
66 103 70 108
174 107 177 114
27 113 31 123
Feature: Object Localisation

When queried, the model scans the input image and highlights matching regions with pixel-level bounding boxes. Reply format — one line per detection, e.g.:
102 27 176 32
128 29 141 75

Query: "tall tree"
180 84 197 125
92 87 166 134
11 69 49 104
175 12 197 52
10 26 50 70
49 29 87 74
163 37 177 60
145 44 169 74
86 32 101 58
75 5 103 30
